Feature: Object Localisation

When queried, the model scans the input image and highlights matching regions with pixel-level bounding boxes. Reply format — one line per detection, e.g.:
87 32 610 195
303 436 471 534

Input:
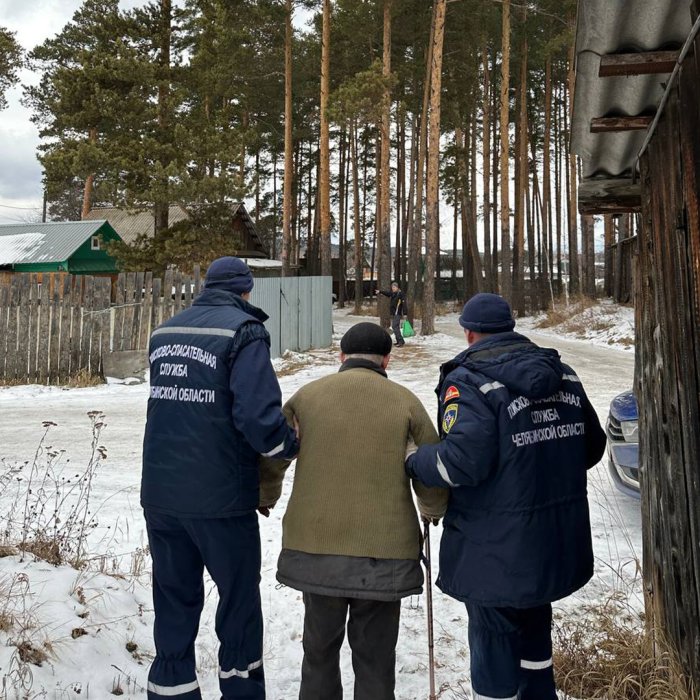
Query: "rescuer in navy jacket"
406 293 606 700
141 257 298 700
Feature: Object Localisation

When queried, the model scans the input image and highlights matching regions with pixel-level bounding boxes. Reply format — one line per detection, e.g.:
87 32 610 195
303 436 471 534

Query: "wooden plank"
5 279 19 381
0 292 6 381
599 50 680 77
14 276 30 383
131 271 145 351
193 265 201 297
37 275 51 384
162 269 174 324
26 275 40 383
590 115 654 133
47 278 61 384
182 273 192 309
58 276 72 382
95 278 111 376
122 272 136 351
80 276 95 371
172 270 182 316
578 178 642 214
113 273 127 352
151 276 162 337
139 271 153 350
70 276 84 376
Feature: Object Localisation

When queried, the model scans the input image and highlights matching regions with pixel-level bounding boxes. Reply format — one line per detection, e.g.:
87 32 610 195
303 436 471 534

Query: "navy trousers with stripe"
465 603 557 700
145 511 265 700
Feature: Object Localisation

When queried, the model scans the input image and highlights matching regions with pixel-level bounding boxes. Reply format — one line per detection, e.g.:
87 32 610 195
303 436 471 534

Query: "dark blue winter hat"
204 256 254 294
459 293 515 333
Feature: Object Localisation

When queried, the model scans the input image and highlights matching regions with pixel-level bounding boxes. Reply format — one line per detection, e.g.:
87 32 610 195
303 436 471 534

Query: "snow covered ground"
0 304 640 699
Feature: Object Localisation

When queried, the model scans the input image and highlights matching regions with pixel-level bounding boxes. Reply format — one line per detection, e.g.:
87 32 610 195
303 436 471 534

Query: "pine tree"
0 27 22 111
23 0 153 217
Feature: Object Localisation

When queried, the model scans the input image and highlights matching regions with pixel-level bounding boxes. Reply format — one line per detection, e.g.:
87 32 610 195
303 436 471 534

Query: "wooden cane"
423 520 437 700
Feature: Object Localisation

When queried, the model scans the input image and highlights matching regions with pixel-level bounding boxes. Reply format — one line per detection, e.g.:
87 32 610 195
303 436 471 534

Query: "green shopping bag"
401 319 415 338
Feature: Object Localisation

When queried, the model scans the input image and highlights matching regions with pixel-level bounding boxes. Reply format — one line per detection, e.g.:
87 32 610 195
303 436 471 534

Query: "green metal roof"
0 220 119 266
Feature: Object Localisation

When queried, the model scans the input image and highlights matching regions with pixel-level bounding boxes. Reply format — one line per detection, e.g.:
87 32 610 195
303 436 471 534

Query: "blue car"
606 390 640 498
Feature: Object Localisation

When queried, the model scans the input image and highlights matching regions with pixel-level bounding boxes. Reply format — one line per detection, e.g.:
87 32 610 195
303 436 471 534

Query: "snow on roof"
0 220 116 266
0 232 46 265
243 258 283 269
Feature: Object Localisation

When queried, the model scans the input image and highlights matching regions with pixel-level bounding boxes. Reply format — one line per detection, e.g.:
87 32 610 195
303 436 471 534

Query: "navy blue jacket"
141 288 298 518
407 332 606 608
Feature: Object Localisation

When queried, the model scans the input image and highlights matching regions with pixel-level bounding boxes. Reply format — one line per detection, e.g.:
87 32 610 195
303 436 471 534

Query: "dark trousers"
145 511 265 700
465 603 556 700
299 593 401 700
390 316 404 345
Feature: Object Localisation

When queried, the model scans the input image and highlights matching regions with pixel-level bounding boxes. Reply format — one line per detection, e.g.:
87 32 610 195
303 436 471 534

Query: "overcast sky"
0 1 148 223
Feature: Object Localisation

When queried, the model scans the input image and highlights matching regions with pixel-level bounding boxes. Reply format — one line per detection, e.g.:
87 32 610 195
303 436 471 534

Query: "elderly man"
406 293 606 700
261 322 448 700
141 257 298 700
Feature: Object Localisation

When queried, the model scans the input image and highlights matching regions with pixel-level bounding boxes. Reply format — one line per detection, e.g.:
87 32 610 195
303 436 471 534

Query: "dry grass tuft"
554 603 696 700
0 611 13 633
64 369 104 388
535 295 599 330
20 538 62 566
15 640 48 667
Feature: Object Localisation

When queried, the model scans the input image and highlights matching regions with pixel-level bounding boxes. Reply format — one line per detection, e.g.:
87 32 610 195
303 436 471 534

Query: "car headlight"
620 420 638 443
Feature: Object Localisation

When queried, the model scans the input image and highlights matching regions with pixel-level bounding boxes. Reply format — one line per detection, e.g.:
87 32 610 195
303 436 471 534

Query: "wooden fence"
0 270 202 384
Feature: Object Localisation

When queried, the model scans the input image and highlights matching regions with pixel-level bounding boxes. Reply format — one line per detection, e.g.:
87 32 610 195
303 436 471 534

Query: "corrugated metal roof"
84 205 189 245
85 203 267 256
572 0 693 180
0 220 111 266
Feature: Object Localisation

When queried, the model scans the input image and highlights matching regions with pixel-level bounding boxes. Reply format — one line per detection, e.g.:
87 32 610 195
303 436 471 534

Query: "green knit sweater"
260 363 448 560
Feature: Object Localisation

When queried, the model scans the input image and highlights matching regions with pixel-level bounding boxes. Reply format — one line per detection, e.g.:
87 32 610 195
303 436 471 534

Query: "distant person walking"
261 322 448 700
141 257 299 700
376 282 407 346
406 293 606 700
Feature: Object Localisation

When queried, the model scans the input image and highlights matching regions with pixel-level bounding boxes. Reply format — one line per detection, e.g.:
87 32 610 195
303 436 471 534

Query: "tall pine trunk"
351 120 363 313
512 11 527 315
154 0 172 239
422 0 446 335
282 0 293 276
319 0 332 277
81 127 97 220
567 41 580 295
377 0 393 326
482 45 494 292
499 0 512 300
407 4 435 321
542 56 553 301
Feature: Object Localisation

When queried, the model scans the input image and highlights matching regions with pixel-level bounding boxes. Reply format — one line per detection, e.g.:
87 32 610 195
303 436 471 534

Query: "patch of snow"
0 232 45 265
0 306 641 698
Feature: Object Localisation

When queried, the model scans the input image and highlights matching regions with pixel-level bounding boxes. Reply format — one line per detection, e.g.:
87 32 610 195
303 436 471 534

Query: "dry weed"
15 640 48 667
535 295 599 330
554 603 696 700
64 369 105 388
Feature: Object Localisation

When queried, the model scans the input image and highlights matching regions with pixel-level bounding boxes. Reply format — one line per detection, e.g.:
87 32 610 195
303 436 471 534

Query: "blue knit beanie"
459 293 515 333
204 257 254 294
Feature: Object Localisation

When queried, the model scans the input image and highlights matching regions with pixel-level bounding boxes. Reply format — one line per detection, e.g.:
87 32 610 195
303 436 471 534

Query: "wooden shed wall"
636 30 700 687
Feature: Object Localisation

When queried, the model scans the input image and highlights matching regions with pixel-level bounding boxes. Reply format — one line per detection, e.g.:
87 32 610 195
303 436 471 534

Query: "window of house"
91 236 100 251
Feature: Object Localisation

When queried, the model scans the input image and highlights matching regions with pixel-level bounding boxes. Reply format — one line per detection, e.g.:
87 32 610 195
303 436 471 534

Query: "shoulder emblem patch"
444 385 460 403
442 403 459 434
